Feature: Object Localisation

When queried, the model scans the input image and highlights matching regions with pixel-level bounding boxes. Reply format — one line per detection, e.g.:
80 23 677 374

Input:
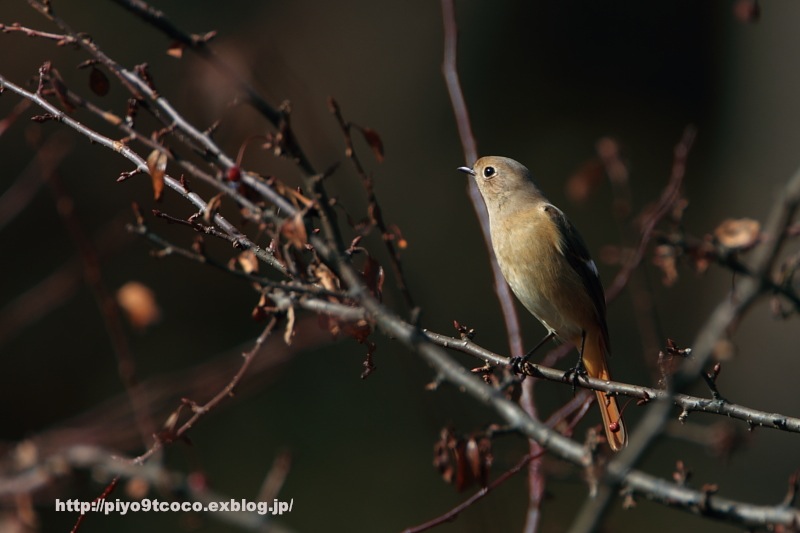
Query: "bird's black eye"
483 166 496 178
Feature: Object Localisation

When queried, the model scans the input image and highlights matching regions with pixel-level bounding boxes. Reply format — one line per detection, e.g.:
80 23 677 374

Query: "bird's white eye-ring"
483 166 496 178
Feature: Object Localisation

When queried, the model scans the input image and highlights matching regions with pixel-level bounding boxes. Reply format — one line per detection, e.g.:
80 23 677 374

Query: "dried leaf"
362 255 385 300
712 338 736 361
283 306 296 345
652 244 678 286
358 126 384 163
432 429 491 492
166 41 185 59
236 250 259 274
146 149 167 201
117 281 161 330
203 192 224 223
733 0 760 23
343 319 372 344
596 137 628 184
465 436 491 488
566 159 604 204
252 293 275 322
89 67 110 96
433 428 457 485
311 263 340 292
714 218 761 250
49 70 75 112
125 477 149 500
280 213 307 249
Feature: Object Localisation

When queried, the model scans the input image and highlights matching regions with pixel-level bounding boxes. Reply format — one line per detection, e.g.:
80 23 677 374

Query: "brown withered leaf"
203 192 224 223
357 126 384 163
432 428 491 492
89 67 110 96
236 250 259 274
166 41 185 59
49 70 75 112
712 338 736 362
596 136 628 184
433 428 458 486
146 149 167 201
714 218 761 251
280 213 308 249
343 319 372 344
465 435 492 488
652 244 679 286
117 281 161 330
734 0 760 23
125 477 149 500
566 158 604 204
252 293 275 322
671 198 689 223
283 306 296 345
311 263 340 292
362 255 385 301
317 314 341 338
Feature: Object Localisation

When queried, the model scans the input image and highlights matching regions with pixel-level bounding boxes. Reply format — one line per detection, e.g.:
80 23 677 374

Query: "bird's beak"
457 166 476 176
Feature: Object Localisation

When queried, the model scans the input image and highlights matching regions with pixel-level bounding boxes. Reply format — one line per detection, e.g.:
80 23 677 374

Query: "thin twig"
133 316 279 465
569 156 800 533
329 99 416 311
440 0 523 359
440 5 540 530
47 161 156 448
422 330 800 434
605 126 696 301
0 75 289 276
403 450 547 533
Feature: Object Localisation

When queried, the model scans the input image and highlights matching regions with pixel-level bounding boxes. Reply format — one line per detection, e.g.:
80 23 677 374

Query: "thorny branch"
1 3 800 532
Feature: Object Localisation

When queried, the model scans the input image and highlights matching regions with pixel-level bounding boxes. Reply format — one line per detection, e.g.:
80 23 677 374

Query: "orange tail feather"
581 331 627 451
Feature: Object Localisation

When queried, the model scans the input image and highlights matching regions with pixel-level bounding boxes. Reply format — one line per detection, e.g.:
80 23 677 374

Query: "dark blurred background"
2 1 799 532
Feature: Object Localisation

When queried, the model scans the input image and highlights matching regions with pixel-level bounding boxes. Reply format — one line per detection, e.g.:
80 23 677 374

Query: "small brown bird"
458 156 627 451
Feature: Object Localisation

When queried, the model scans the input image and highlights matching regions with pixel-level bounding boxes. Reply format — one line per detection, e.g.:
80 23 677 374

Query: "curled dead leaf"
117 281 161 330
280 213 308 249
362 255 385 301
283 306 296 345
236 250 259 274
146 149 167 201
566 159 605 204
125 477 149 500
357 126 385 163
311 263 340 292
89 67 110 96
733 0 760 23
432 428 492 492
203 192 224 223
652 244 679 286
166 41 185 59
714 218 760 251
712 338 736 362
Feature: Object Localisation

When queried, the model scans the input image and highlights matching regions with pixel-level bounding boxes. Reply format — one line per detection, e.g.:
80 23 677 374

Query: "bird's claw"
563 361 587 394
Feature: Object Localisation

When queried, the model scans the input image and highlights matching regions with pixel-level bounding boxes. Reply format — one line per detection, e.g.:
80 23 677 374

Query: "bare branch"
441 0 524 359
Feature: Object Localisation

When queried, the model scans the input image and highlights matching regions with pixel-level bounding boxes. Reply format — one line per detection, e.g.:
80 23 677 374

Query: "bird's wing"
542 204 611 353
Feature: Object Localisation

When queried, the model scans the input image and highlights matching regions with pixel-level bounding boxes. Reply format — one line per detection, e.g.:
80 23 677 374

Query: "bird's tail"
581 330 627 451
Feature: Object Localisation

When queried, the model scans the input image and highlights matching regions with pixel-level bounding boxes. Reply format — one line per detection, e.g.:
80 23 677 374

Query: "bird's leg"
563 331 588 393
510 331 556 373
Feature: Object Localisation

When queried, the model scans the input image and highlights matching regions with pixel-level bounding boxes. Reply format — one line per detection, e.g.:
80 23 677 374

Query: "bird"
458 156 627 451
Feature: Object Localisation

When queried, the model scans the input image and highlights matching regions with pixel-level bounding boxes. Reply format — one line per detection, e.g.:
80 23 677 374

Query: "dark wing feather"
543 204 611 353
